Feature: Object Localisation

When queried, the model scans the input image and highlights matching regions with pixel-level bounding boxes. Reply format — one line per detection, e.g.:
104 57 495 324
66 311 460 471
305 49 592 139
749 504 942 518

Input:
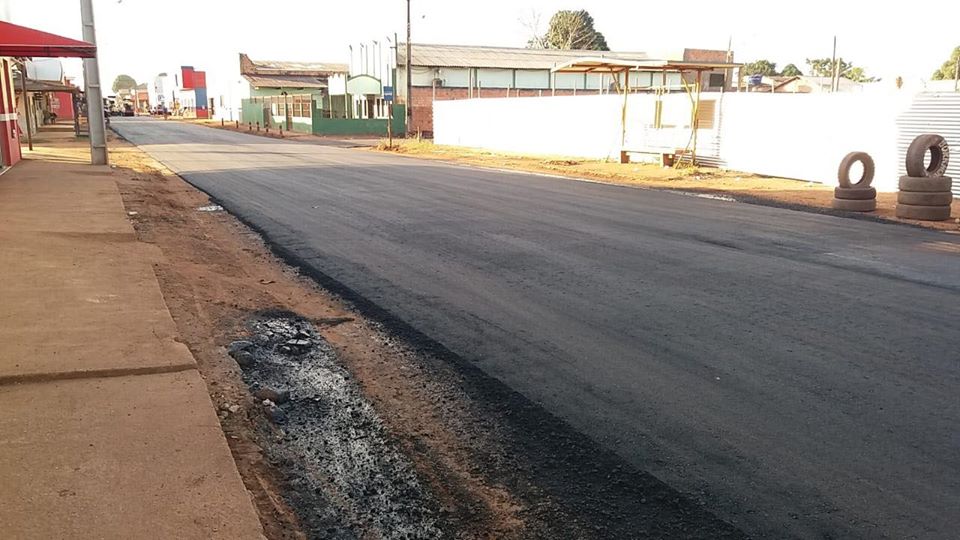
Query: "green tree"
781 63 802 77
741 59 778 76
541 10 609 50
931 46 960 80
805 57 876 82
112 74 137 93
844 67 878 83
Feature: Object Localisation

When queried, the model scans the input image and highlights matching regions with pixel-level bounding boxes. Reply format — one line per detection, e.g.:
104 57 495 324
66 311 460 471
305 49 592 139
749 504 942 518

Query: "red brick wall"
408 86 583 135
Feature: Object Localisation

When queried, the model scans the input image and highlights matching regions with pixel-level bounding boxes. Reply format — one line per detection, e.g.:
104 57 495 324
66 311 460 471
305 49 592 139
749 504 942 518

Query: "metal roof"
552 57 741 73
241 74 329 89
12 73 81 93
0 20 96 58
239 53 347 76
397 43 651 70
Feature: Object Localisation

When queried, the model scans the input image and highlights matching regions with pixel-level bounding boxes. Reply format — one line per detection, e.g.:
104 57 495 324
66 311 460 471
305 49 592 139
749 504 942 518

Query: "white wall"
435 94 625 160
435 92 924 192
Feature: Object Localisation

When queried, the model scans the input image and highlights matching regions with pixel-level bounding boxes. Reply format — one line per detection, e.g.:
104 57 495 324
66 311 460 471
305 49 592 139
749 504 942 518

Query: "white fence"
434 91 959 193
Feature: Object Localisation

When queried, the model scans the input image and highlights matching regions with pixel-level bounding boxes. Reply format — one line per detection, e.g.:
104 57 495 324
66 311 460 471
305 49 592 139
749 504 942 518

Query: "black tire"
837 151 875 188
832 198 877 212
905 134 949 177
897 191 954 206
899 176 953 192
834 186 877 200
895 203 952 221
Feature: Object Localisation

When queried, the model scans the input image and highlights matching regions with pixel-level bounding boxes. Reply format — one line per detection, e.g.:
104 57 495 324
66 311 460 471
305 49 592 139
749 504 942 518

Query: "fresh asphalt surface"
113 118 960 538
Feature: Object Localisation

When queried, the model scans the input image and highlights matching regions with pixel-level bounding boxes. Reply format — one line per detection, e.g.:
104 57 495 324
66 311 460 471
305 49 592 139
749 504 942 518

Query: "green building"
239 53 404 136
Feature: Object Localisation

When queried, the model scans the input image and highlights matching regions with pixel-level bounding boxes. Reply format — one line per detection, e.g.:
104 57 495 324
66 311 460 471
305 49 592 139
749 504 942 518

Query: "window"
555 72 585 90
708 73 726 88
439 68 469 88
476 68 513 89
515 69 550 89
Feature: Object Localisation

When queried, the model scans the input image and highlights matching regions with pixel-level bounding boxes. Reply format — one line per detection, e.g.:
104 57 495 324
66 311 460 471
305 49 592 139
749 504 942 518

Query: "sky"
3 0 959 98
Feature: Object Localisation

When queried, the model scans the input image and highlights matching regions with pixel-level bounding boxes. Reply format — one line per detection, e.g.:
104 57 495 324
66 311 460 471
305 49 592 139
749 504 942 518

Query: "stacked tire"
833 151 877 212
897 134 954 221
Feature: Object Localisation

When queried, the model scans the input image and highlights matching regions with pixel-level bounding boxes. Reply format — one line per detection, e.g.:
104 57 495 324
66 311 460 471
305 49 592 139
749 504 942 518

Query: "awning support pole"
15 60 33 151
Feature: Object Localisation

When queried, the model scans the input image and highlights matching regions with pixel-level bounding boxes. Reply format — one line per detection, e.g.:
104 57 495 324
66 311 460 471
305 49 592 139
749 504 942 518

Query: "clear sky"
3 0 958 96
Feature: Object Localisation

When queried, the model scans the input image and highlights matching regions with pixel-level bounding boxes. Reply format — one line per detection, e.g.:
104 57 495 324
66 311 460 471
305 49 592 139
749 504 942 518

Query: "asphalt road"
113 118 960 539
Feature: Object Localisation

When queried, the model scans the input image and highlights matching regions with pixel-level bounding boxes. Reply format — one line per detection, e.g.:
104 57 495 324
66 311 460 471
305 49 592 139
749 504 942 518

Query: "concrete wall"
435 92 928 192
410 86 588 135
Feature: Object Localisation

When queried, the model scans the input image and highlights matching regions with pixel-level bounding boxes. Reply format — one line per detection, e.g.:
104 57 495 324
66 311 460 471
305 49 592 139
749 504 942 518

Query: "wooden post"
18 62 33 151
620 68 629 149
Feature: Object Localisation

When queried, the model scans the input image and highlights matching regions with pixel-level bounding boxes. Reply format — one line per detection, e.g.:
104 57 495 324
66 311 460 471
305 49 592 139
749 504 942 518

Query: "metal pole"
16 62 33 151
406 0 412 132
80 0 108 165
954 55 959 92
830 36 838 93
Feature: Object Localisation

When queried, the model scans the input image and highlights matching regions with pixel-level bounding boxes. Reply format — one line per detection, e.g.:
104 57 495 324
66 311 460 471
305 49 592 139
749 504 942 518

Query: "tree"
520 10 549 49
781 63 803 77
805 57 876 82
931 46 960 80
534 10 609 51
844 67 878 83
741 59 778 76
112 74 137 93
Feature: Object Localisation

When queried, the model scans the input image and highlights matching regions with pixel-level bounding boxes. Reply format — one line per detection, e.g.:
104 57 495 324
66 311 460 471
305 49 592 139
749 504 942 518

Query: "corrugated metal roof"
896 92 960 198
240 53 347 76
242 74 329 89
397 43 651 70
250 59 348 73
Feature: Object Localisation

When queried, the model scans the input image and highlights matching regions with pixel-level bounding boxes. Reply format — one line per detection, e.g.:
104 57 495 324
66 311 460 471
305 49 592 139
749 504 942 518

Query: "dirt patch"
101 130 743 539
373 140 960 233
234 313 441 538
104 132 535 538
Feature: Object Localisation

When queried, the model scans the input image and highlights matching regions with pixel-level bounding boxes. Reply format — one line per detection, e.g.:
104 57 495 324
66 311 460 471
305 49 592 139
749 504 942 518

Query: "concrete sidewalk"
0 133 264 538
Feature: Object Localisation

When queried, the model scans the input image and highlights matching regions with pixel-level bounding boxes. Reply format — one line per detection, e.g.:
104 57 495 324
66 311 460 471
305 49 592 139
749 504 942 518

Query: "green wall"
312 104 406 136
242 98 406 136
240 99 265 126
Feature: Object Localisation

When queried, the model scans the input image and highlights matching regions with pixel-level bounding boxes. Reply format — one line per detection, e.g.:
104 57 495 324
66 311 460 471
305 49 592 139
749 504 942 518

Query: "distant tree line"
740 58 877 82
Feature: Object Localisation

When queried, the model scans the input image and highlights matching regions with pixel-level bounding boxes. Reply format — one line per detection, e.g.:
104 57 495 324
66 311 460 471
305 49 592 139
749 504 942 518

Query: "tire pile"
833 151 877 212
897 134 954 221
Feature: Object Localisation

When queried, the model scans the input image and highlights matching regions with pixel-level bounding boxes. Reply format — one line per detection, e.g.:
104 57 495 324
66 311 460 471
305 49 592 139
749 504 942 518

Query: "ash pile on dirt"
235 313 441 539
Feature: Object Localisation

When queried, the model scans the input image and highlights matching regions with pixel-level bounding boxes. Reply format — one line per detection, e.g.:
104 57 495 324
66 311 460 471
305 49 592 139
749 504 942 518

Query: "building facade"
395 43 734 135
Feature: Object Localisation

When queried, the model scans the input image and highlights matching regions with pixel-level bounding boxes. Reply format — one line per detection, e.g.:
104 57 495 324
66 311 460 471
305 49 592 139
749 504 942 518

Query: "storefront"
0 20 95 168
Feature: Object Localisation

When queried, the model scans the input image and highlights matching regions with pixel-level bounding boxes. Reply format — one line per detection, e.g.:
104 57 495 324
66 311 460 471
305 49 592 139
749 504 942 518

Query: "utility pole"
954 55 959 92
406 0 412 133
80 0 108 165
830 36 838 93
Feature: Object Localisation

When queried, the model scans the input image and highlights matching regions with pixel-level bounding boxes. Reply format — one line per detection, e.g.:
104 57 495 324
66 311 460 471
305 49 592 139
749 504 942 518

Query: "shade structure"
0 20 96 58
